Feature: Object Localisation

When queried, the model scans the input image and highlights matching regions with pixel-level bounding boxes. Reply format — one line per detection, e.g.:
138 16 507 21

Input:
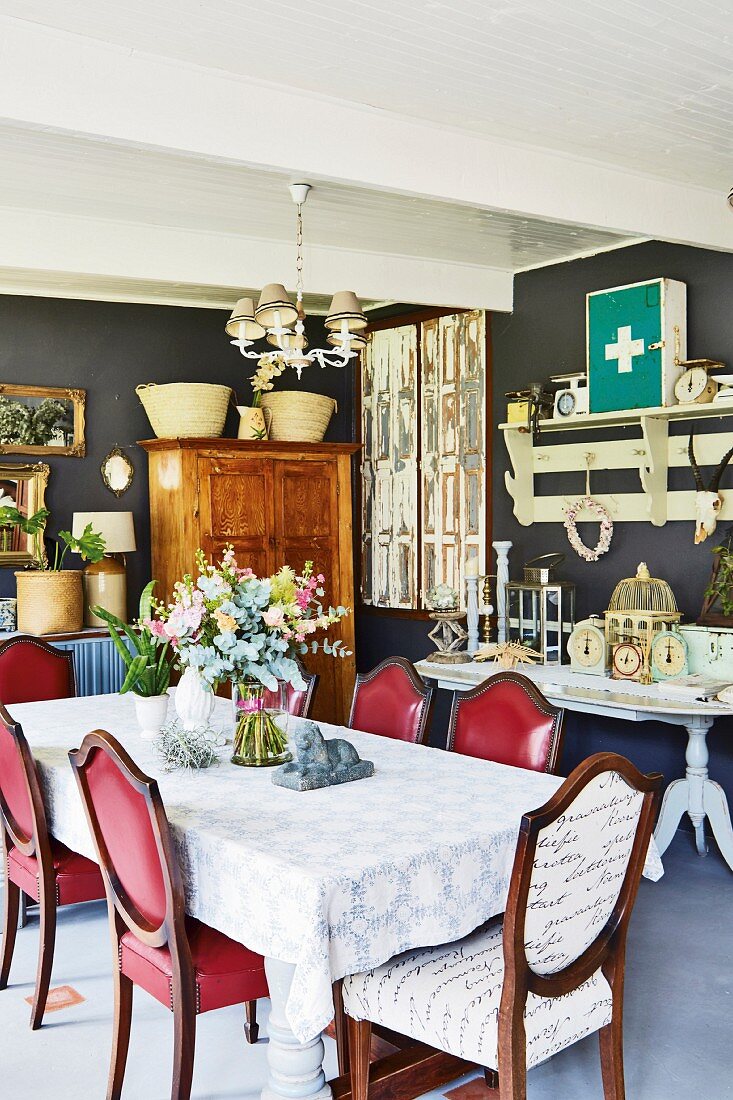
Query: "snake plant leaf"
120 654 149 695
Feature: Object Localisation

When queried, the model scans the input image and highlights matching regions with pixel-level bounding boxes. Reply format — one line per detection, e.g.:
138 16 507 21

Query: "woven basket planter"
260 391 337 443
137 383 231 439
15 570 83 635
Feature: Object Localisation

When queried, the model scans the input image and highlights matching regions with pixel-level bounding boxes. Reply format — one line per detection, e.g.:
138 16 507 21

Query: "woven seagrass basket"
15 570 83 634
259 391 337 443
136 383 231 439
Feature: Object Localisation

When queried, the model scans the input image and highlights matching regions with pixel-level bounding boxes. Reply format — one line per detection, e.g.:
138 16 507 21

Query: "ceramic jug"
236 406 271 440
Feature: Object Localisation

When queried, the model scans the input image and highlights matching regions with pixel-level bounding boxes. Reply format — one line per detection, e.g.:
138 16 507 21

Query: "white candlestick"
465 555 480 577
493 540 512 644
466 575 480 655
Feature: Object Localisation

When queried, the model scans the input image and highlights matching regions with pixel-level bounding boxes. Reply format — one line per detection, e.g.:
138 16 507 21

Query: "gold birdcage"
604 562 681 682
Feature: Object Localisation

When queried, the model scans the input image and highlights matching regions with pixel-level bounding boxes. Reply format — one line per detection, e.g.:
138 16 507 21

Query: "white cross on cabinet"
605 325 645 374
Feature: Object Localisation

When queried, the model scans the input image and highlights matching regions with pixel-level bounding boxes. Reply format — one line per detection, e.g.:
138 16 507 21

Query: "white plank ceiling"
0 125 627 270
8 0 733 190
0 1 729 309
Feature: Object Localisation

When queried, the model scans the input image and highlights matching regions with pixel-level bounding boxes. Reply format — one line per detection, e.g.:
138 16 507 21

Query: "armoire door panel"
198 456 275 571
274 462 339 540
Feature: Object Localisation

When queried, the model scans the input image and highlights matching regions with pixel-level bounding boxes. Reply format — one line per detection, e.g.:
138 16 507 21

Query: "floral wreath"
563 496 614 562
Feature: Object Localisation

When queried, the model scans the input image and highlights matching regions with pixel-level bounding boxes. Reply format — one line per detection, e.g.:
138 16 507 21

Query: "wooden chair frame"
447 671 566 774
291 665 319 718
0 704 58 1029
0 634 76 701
69 729 259 1100
348 657 435 745
345 752 662 1100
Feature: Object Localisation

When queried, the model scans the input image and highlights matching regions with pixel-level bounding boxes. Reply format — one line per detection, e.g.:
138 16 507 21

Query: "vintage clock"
650 629 689 682
611 641 645 682
674 366 718 405
567 618 608 675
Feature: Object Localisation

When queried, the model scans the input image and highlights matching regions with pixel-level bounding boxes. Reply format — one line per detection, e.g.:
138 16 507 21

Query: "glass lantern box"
506 580 576 664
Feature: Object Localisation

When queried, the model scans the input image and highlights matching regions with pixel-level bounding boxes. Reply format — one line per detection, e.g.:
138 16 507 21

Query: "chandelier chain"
295 203 304 302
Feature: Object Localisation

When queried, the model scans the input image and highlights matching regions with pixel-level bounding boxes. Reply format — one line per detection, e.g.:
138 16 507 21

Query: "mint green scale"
587 278 686 413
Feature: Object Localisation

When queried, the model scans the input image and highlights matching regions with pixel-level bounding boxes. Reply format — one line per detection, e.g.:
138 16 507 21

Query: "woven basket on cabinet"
136 383 231 439
259 391 337 443
15 570 83 634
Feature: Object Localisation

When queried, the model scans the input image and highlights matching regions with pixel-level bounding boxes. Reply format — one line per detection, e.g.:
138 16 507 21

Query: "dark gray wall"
491 241 733 835
0 295 351 615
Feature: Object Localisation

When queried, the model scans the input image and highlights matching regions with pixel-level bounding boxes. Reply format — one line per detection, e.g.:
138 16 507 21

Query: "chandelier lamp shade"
225 184 367 378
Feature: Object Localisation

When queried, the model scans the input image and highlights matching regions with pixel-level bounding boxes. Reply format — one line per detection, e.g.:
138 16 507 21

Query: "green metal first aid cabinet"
587 278 686 413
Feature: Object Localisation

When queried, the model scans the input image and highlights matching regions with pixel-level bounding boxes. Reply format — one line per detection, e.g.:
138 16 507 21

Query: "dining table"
10 691 663 1100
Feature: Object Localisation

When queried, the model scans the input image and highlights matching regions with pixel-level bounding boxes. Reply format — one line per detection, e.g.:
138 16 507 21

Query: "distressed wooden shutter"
361 325 419 608
421 310 486 607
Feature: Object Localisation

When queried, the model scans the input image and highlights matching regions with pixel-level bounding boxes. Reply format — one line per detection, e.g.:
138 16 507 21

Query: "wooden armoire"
140 439 360 724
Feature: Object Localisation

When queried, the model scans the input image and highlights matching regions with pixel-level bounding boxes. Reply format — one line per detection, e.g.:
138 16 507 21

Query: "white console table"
415 660 733 872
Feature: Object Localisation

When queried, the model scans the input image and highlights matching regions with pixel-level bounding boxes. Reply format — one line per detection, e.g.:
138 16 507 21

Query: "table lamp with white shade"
72 511 136 626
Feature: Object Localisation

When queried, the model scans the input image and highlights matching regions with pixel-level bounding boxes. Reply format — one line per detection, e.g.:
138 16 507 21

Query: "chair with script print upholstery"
348 657 434 745
448 671 565 774
343 752 662 1100
69 730 269 1100
0 705 104 1028
264 664 319 719
0 634 76 704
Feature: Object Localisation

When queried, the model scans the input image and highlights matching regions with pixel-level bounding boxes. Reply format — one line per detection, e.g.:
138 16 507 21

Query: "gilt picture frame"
0 461 50 567
0 383 86 457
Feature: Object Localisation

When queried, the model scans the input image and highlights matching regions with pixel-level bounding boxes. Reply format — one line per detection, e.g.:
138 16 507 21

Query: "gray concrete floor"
0 834 731 1099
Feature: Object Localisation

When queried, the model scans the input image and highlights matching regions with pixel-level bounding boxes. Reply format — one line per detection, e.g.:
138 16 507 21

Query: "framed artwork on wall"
0 383 86 457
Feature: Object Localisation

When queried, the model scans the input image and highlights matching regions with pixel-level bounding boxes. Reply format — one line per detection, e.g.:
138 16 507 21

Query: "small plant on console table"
93 580 172 740
699 527 733 627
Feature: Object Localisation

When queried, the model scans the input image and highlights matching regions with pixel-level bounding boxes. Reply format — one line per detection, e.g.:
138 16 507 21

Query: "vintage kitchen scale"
604 562 682 684
672 326 726 405
551 372 589 419
505 553 575 665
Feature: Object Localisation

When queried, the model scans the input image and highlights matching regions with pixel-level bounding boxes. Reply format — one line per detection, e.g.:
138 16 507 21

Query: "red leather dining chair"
0 705 104 1028
448 671 565 774
264 665 318 718
69 730 269 1100
348 657 434 744
0 634 76 704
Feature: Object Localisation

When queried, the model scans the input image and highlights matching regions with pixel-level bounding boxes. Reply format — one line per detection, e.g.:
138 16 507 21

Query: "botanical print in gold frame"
0 462 50 567
0 383 86 457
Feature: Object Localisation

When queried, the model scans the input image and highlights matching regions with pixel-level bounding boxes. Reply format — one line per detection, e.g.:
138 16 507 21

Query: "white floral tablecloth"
11 692 663 1043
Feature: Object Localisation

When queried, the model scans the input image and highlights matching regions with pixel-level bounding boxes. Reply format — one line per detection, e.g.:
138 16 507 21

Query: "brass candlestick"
482 574 495 644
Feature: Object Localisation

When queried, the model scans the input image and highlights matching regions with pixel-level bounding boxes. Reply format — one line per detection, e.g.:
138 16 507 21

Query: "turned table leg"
654 717 733 871
262 957 332 1100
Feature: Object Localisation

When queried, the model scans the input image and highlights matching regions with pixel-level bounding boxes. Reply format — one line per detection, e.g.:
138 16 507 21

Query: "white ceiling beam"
0 207 513 311
0 18 730 254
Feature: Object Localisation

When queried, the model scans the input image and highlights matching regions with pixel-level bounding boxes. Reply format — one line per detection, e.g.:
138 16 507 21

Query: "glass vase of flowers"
232 680 289 767
152 547 350 767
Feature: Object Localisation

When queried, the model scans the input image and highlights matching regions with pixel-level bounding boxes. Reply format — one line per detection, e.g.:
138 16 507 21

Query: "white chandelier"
225 183 367 379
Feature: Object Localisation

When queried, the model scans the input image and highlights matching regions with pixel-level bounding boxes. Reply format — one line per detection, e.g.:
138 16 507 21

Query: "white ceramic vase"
175 666 216 731
134 693 169 741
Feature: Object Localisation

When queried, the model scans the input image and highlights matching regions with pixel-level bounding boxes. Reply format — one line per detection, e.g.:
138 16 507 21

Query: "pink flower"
317 574 325 583
144 618 166 638
296 589 310 610
263 607 286 628
295 632 305 643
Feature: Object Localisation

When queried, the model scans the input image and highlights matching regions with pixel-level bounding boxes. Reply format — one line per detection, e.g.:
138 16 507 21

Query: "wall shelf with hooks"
500 403 733 526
